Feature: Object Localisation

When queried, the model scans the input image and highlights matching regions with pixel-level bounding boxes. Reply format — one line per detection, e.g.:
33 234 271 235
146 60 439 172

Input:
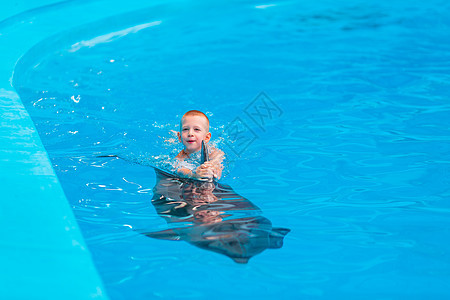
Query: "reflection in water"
141 168 290 264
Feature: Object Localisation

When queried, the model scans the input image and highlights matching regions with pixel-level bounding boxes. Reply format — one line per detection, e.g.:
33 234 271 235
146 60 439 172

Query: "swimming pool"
3 0 450 299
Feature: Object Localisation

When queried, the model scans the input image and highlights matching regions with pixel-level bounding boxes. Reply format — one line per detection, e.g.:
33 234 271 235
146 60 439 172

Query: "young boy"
175 110 224 181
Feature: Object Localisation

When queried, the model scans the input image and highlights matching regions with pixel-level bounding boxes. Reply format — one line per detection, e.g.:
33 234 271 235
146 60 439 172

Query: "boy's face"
177 115 211 154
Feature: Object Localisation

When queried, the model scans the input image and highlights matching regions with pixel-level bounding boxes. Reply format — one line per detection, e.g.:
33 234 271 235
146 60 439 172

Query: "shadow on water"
140 167 290 264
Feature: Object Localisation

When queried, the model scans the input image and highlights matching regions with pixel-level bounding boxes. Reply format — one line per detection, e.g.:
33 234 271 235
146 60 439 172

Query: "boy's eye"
182 128 188 131
195 128 201 131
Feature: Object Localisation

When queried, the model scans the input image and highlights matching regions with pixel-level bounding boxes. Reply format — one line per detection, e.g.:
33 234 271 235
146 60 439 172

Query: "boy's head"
177 110 211 154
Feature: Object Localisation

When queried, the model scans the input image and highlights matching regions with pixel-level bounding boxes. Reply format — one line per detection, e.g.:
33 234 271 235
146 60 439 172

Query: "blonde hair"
180 110 210 129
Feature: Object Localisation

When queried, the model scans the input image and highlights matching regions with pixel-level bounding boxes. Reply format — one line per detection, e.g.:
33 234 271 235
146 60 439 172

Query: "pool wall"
0 1 161 298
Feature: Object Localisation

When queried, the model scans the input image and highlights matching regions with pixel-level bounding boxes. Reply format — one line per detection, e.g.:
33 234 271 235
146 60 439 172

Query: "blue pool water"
9 0 450 298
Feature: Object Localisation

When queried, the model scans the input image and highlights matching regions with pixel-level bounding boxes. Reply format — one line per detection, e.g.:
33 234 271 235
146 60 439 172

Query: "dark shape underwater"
140 167 290 264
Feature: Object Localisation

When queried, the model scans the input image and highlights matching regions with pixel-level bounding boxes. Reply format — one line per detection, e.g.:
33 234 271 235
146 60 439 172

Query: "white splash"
70 95 80 103
255 4 276 9
69 21 162 52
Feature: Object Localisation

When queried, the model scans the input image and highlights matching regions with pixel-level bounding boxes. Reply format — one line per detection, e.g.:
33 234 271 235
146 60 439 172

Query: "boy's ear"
205 132 211 143
177 132 181 142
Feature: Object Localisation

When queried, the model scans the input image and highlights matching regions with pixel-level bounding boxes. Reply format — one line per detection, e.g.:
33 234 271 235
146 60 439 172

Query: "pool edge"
0 88 109 299
0 0 167 298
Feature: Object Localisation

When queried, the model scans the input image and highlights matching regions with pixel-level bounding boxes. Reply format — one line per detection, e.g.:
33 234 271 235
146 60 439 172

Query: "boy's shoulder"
175 150 188 161
210 147 224 155
209 146 224 162
209 145 224 154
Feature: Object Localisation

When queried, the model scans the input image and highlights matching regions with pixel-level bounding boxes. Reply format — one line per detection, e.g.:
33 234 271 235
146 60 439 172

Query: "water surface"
14 0 450 298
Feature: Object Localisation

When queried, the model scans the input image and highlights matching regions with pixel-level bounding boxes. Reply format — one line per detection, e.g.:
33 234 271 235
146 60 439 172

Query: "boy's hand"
202 162 221 179
195 163 217 181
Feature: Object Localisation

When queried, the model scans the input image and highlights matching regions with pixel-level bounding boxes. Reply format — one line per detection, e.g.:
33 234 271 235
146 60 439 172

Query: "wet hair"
180 110 210 130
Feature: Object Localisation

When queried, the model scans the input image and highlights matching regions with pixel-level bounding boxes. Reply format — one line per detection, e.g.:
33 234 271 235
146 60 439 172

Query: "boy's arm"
175 151 213 180
174 148 224 180
177 166 211 180
174 150 194 177
203 148 224 179
209 148 224 164
177 167 194 177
